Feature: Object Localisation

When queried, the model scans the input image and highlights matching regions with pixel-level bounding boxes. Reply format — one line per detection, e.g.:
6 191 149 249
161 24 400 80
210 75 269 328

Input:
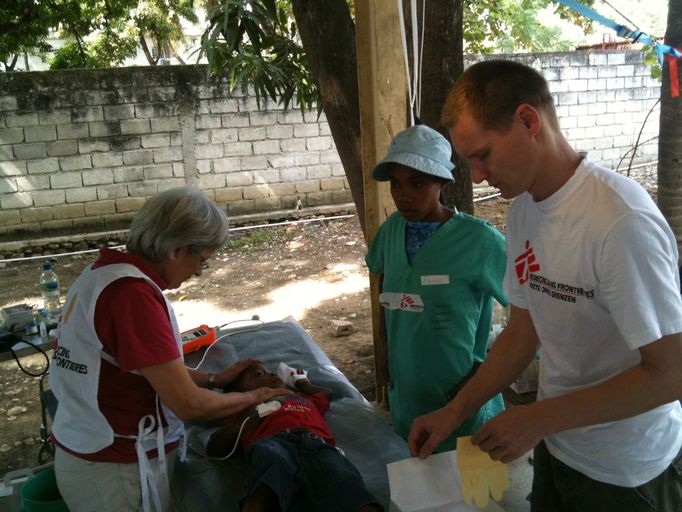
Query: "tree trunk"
170 43 186 64
6 53 19 71
291 0 365 236
657 1 682 256
292 1 469 234
403 0 469 213
139 35 157 66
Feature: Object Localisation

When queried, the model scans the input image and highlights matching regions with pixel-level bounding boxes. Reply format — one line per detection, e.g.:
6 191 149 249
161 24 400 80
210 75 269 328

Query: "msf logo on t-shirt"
515 240 540 285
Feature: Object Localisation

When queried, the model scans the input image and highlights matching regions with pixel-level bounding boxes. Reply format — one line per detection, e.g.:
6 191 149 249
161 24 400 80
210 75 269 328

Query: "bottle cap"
42 262 52 270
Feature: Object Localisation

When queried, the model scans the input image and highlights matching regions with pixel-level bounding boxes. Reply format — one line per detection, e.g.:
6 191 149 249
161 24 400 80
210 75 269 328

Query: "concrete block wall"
0 66 349 241
0 50 662 242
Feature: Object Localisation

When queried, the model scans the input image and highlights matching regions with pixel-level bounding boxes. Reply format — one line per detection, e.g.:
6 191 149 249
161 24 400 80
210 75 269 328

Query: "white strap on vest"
114 398 170 512
137 414 164 512
104 352 180 512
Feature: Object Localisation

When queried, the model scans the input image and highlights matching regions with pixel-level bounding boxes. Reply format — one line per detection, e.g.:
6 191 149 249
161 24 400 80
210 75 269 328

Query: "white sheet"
387 451 505 512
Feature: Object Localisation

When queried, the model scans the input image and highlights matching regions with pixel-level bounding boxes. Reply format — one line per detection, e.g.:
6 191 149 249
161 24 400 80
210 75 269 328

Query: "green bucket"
20 467 69 512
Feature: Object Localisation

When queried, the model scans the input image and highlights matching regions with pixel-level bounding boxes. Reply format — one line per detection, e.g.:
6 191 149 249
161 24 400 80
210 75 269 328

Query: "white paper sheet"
387 451 505 512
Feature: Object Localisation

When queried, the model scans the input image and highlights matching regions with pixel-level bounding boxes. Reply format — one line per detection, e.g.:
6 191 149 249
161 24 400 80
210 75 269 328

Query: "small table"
0 333 53 363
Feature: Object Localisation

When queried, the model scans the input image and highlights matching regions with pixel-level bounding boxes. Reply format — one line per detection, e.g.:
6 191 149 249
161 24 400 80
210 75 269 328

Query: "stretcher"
176 316 410 511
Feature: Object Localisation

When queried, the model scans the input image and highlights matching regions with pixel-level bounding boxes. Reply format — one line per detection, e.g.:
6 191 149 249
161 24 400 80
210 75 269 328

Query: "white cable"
474 192 502 203
185 318 264 371
417 0 425 119
1 214 357 264
396 0 425 125
396 0 414 126
2 245 126 263
228 214 354 232
187 415 253 461
409 0 420 119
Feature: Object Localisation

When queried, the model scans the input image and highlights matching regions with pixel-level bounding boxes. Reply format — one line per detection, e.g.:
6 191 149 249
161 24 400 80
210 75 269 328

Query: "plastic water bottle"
39 262 61 320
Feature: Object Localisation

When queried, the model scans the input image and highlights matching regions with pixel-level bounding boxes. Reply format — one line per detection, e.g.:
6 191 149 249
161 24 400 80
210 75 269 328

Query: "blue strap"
555 0 620 31
554 0 681 62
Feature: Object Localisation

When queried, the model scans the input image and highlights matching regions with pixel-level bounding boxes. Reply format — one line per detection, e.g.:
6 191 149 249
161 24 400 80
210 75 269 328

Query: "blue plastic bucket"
20 467 69 512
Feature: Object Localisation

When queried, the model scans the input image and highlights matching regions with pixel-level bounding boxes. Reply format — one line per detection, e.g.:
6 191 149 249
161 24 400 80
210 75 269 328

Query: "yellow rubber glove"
456 436 510 509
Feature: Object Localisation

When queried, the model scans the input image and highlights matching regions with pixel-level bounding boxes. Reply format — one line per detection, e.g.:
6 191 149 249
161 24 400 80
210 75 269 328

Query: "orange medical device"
181 325 217 355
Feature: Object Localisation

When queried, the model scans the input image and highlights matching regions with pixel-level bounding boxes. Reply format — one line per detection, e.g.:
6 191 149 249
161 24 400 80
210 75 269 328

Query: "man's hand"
407 405 462 459
215 358 262 386
472 404 545 463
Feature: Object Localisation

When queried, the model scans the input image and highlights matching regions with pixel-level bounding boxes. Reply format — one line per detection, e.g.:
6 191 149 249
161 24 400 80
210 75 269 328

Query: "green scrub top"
366 211 508 452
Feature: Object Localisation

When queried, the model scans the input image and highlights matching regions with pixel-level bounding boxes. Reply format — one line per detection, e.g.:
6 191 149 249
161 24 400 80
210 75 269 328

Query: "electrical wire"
600 0 640 31
1 214 357 264
619 99 661 177
397 0 426 125
228 214 354 233
1 336 54 464
185 317 264 371
474 192 502 203
37 371 55 464
7 337 50 377
186 414 254 461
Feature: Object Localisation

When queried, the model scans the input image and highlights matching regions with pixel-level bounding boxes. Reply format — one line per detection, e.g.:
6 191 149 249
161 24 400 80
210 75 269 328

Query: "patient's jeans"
242 430 381 511
531 440 682 512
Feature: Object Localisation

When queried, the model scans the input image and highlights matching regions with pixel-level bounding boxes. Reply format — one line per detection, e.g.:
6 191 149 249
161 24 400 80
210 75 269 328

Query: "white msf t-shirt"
505 158 682 486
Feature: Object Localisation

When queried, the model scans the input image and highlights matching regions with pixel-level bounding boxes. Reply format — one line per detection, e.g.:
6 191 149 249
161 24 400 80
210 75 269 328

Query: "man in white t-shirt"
407 60 682 511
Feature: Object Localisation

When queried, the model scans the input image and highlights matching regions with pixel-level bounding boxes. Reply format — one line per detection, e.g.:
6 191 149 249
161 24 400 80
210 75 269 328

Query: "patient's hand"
277 362 308 387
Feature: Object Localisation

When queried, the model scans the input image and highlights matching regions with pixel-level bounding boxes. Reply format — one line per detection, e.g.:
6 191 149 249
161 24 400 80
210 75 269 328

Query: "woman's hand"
247 386 291 404
214 358 262 386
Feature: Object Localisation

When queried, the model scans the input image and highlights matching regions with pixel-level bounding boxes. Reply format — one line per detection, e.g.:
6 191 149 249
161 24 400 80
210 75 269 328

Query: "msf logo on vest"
515 241 540 285
52 340 89 375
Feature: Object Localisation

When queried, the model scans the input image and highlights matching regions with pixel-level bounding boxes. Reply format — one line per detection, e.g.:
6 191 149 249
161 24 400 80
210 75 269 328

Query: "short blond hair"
442 59 559 132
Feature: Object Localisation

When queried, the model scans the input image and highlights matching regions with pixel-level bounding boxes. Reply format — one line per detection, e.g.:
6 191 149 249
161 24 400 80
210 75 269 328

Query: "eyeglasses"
200 254 209 270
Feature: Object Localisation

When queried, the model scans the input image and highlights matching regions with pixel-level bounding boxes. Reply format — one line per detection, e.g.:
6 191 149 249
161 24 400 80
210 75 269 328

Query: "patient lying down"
207 362 383 512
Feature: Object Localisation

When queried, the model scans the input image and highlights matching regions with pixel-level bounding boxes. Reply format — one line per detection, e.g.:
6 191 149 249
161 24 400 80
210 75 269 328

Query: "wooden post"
355 1 407 406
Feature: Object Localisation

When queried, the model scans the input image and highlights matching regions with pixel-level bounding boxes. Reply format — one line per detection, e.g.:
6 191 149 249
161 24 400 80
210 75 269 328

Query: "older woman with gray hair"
50 187 287 512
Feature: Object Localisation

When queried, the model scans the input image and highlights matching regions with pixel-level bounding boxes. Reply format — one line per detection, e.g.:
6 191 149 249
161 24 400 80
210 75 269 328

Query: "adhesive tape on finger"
277 362 307 386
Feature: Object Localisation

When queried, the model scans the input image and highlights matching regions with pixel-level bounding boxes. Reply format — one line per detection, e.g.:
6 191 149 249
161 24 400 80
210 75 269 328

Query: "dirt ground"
0 197 511 476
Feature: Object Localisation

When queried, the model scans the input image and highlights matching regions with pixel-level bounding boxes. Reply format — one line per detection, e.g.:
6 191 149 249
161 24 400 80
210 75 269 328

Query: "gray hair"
126 188 229 262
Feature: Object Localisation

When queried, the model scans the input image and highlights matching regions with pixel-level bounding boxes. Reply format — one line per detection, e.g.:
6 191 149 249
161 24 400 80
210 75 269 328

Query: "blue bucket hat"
372 124 455 182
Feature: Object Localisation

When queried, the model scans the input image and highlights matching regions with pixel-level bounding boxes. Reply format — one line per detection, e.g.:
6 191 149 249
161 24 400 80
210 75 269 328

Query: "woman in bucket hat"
365 124 508 452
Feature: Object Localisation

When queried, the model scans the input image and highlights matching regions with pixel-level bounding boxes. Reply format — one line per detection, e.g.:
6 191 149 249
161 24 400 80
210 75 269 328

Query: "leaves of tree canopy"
0 0 62 69
0 0 198 70
199 0 596 110
200 0 317 111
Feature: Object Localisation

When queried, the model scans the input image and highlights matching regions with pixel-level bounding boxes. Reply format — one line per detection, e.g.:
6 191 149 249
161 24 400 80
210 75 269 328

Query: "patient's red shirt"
237 392 335 451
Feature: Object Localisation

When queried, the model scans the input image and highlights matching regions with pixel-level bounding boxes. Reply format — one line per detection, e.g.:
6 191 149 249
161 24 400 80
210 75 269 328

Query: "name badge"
421 275 450 286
